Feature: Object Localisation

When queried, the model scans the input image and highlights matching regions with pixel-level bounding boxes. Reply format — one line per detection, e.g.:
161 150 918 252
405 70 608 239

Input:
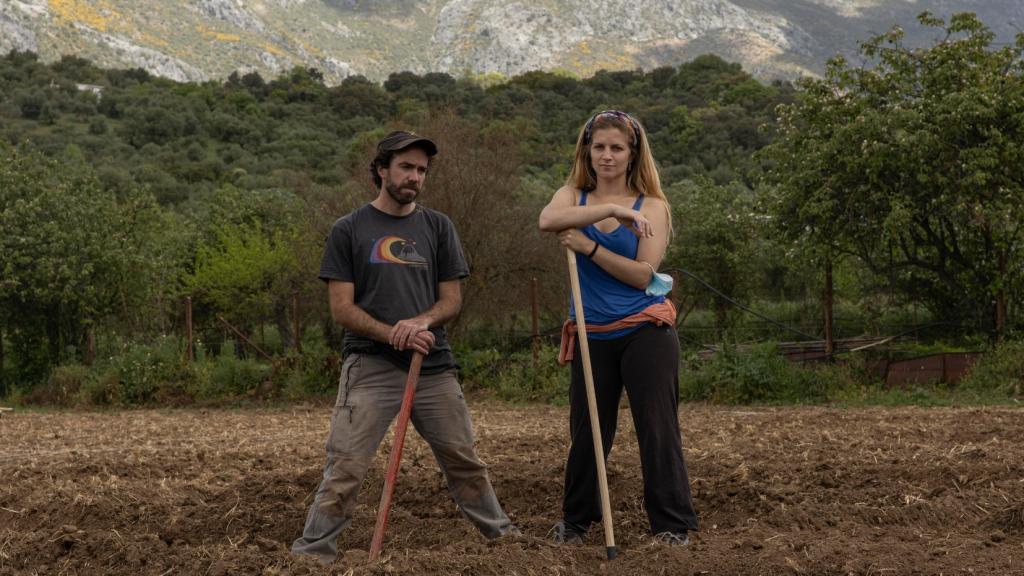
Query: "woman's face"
589 127 632 181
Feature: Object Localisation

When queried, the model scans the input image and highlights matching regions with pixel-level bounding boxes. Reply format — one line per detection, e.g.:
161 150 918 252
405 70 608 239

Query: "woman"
538 110 698 545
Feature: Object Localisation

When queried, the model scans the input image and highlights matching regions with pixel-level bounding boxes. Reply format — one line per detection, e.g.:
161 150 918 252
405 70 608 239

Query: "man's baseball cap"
377 130 438 156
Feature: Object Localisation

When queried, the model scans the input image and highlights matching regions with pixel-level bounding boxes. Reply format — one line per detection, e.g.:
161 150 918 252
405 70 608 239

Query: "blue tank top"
569 191 664 340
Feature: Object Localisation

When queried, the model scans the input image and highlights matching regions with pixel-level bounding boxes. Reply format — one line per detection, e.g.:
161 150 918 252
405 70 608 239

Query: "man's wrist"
408 316 433 331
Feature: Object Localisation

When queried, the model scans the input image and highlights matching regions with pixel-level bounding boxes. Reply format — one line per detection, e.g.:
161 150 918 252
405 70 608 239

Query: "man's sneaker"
653 531 690 546
548 521 585 545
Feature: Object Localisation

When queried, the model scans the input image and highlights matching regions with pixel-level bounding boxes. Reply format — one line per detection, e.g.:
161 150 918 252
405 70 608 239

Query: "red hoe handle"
368 352 424 561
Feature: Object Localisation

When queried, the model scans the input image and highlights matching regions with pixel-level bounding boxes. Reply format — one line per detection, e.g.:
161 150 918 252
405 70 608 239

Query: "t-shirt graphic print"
370 236 428 266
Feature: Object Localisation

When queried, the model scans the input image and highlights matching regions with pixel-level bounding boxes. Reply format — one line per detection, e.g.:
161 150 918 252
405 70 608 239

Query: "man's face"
380 147 429 205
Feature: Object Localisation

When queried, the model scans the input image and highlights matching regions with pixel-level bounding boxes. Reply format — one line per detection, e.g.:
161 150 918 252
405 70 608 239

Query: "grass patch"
829 383 1019 407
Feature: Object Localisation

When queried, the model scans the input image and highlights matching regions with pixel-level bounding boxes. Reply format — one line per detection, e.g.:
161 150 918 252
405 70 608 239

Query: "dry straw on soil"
1 403 1023 575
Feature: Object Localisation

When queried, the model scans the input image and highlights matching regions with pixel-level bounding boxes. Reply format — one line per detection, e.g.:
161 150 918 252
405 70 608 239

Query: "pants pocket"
334 355 362 408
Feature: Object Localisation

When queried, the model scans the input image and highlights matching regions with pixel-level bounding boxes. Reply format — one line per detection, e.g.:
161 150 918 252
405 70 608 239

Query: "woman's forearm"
539 203 618 232
588 245 653 290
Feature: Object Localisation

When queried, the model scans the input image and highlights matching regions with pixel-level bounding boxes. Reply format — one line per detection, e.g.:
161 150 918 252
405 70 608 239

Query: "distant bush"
455 346 503 392
102 336 187 403
181 355 259 400
277 340 341 400
680 343 858 404
19 364 94 406
960 341 1024 396
78 369 121 406
3 335 338 406
458 344 569 404
5 335 1019 408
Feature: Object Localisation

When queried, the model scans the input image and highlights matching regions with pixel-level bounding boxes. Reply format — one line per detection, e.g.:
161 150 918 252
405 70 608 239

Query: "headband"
583 110 641 146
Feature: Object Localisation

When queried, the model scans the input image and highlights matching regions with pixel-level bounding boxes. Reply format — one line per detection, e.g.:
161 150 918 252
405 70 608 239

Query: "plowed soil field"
2 402 1022 575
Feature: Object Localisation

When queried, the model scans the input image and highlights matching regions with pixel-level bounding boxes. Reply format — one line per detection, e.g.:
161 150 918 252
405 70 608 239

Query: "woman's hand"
613 206 653 238
557 228 596 255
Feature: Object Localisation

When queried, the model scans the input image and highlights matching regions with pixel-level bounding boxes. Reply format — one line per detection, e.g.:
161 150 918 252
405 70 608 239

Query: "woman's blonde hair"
565 110 672 230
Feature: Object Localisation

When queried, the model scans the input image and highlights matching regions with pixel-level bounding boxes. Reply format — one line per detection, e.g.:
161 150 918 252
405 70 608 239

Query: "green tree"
329 75 393 120
0 144 161 381
761 12 1024 338
186 223 297 334
665 179 758 333
183 185 316 350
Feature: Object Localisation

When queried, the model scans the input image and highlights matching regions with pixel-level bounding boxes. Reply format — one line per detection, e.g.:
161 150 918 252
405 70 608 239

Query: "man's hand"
407 330 436 355
390 318 434 354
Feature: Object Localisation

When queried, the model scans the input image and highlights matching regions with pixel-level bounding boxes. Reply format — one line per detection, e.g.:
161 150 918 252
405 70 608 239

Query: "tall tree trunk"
714 303 728 341
275 302 294 351
322 316 343 350
46 310 62 366
234 325 248 359
995 250 1007 344
184 296 193 364
84 327 95 366
0 323 6 397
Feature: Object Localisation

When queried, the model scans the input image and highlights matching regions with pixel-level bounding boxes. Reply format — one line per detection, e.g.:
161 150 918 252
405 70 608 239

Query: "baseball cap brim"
378 131 438 156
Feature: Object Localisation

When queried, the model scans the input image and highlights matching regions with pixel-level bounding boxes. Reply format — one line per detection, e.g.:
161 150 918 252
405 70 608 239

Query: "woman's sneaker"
548 521 585 545
653 531 690 546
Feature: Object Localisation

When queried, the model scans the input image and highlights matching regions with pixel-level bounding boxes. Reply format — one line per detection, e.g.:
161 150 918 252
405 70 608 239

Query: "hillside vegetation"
1 13 1021 405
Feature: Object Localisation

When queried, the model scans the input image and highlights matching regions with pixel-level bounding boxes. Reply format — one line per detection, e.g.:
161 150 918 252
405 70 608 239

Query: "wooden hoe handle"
566 248 617 560
368 351 425 561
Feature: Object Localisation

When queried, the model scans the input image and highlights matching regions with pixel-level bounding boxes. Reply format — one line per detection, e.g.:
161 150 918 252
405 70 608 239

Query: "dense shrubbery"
8 335 338 407
8 334 1022 407
680 343 842 404
2 14 1021 405
458 344 570 404
960 341 1024 396
677 341 1023 406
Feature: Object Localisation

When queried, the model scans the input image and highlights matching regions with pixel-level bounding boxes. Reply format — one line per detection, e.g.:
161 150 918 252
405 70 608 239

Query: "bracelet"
586 243 600 259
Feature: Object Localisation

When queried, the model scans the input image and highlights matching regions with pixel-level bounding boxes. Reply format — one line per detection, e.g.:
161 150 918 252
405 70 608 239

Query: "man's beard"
385 180 420 205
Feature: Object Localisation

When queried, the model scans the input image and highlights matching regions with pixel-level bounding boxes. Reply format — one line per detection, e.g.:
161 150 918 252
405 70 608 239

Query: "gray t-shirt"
319 203 469 374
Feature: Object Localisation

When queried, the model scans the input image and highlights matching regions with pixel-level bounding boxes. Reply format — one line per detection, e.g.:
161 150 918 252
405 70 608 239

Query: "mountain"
2 0 1022 85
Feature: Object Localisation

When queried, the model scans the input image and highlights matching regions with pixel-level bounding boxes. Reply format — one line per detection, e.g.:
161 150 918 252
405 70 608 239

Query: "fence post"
531 277 540 371
293 293 302 353
824 259 834 355
184 296 194 364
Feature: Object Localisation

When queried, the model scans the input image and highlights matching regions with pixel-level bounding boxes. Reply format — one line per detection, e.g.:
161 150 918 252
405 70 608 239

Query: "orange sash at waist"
558 300 677 365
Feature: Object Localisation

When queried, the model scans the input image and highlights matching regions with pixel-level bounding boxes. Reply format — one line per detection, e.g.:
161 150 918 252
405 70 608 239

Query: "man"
291 131 517 563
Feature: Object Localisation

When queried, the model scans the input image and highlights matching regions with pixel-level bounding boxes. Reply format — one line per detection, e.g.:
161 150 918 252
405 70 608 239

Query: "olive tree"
762 13 1024 339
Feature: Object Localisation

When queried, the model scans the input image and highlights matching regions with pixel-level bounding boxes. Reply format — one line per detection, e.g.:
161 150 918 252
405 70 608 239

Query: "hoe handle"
566 248 617 560
368 352 424 561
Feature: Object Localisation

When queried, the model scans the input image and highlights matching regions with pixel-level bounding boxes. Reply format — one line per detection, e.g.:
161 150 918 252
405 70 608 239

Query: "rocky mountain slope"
1 0 1021 84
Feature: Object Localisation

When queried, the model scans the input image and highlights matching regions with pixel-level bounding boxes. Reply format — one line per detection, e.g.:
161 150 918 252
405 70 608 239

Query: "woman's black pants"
563 323 699 534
